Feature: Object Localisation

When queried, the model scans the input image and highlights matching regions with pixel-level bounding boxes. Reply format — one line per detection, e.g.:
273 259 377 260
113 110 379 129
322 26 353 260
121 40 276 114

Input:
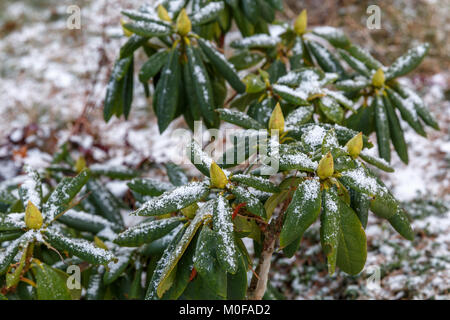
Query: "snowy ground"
0 0 448 299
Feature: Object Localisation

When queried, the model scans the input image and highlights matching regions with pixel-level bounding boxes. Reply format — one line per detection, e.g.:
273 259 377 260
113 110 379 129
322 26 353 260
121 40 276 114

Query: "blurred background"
0 0 448 299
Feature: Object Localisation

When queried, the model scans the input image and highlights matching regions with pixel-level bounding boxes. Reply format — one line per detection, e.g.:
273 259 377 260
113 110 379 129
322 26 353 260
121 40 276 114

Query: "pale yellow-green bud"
294 9 307 35
94 236 108 250
120 18 133 37
372 68 385 88
25 201 43 230
210 162 228 189
157 4 171 22
317 152 334 180
345 132 363 158
181 203 198 219
176 9 191 36
268 103 285 133
75 156 86 173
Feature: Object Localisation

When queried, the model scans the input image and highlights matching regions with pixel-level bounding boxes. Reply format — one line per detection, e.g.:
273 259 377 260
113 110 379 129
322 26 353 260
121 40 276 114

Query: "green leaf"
114 217 184 246
42 169 90 222
186 44 219 128
230 174 279 193
120 34 148 59
138 50 169 83
359 150 394 172
89 165 139 179
44 229 114 264
272 84 309 106
335 199 367 275
198 38 245 93
146 202 212 299
226 244 248 299
87 179 124 227
374 94 391 162
312 26 351 49
0 231 32 275
132 181 210 216
385 43 429 80
155 48 181 133
267 58 287 83
86 266 105 300
122 56 134 119
127 178 173 196
190 2 225 25
307 40 346 77
19 167 42 210
194 226 227 298
350 189 370 229
285 106 314 129
279 150 318 172
241 0 259 23
164 162 189 187
188 139 213 177
58 209 118 234
33 261 73 300
280 179 322 247
217 108 264 129
231 34 278 49
318 96 344 124
213 195 238 274
338 49 371 77
388 208 414 240
122 21 171 37
320 187 340 274
382 94 408 164
103 248 133 285
345 103 375 136
229 50 264 70
230 186 266 218
347 44 382 70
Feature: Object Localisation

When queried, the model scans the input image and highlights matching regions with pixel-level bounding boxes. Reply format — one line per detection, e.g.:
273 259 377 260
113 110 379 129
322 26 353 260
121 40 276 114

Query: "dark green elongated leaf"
226 244 248 299
141 224 183 256
33 261 72 300
146 202 212 299
87 179 124 227
231 34 278 49
139 50 169 83
213 195 238 274
217 108 264 129
318 96 344 124
241 0 259 23
282 234 301 258
58 210 118 233
359 150 394 172
279 150 318 172
320 187 340 274
231 92 263 111
386 88 426 137
182 61 202 126
104 67 125 122
190 2 225 25
383 94 409 164
0 230 24 242
19 167 42 210
164 162 189 187
121 9 171 26
114 217 184 246
374 95 391 162
89 164 139 179
0 213 25 231
335 78 370 92
229 50 264 70
339 166 387 197
307 41 346 77
267 58 287 83
155 48 180 133
230 174 279 193
350 189 370 229
132 182 210 216
194 226 227 298
258 0 275 22
347 44 382 70
186 45 219 128
122 56 134 119
312 26 351 49
385 43 429 80
0 231 32 275
285 106 314 129
229 4 254 37
280 179 322 247
344 102 375 136
44 229 114 264
230 186 266 218
103 248 133 285
43 169 90 222
188 139 213 177
388 208 414 240
120 34 148 58
123 21 171 37
198 38 245 93
396 86 439 130
336 199 367 275
272 84 309 106
338 49 371 77
127 178 173 196
369 191 398 219
86 266 105 300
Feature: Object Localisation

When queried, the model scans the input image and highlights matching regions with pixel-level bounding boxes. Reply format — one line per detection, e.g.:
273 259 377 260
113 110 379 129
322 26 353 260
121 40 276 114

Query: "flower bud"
317 152 334 180
268 103 285 133
120 18 133 37
181 203 198 219
176 9 191 36
75 156 86 173
345 132 363 158
157 4 171 22
25 201 43 230
294 9 307 35
210 162 228 189
372 68 385 88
